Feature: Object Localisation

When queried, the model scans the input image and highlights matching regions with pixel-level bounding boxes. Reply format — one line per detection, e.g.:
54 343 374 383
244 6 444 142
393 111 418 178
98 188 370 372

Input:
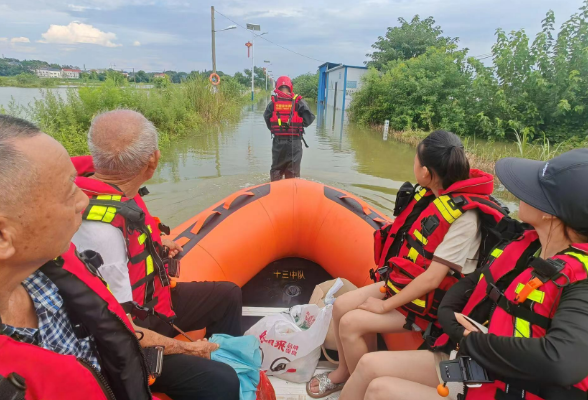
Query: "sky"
0 0 585 77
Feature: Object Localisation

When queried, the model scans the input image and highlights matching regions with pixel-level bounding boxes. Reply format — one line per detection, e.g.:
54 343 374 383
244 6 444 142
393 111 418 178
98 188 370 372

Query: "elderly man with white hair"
72 109 242 400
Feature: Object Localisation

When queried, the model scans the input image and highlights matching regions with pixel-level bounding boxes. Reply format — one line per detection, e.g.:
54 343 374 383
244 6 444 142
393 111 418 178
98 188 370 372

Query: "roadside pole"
211 6 216 74
251 35 255 101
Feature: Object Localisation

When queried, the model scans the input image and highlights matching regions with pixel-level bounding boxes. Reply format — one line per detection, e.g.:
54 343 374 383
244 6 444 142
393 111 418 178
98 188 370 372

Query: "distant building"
318 63 368 112
153 73 167 78
62 68 82 79
35 68 62 79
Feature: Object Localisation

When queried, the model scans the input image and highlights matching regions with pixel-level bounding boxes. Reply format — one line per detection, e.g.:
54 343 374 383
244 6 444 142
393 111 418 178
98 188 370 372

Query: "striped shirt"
0 270 101 370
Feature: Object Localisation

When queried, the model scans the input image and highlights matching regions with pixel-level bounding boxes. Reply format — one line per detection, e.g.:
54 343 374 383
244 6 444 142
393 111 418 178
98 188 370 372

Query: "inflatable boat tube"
170 178 423 350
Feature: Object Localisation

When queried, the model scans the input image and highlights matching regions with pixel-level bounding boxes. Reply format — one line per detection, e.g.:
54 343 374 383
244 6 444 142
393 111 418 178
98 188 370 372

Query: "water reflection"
147 98 416 227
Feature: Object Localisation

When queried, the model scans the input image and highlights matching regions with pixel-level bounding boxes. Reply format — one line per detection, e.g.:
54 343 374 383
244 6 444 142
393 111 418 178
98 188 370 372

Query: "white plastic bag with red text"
244 304 333 383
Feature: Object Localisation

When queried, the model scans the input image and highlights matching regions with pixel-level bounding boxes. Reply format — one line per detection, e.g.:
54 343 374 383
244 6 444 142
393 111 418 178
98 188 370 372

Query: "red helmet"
275 76 293 93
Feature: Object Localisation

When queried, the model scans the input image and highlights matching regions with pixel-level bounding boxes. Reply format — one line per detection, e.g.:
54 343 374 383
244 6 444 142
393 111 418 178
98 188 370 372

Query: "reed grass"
2 76 248 156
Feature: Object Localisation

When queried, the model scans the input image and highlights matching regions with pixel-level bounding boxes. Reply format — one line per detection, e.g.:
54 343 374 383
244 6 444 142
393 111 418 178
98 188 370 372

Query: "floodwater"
146 98 417 227
0 86 70 110
1 88 514 228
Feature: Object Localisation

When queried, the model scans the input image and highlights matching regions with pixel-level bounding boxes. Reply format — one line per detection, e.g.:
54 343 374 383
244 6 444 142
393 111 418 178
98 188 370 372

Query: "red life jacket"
0 244 153 400
372 170 513 330
432 228 541 352
438 236 588 400
72 155 175 321
269 93 304 136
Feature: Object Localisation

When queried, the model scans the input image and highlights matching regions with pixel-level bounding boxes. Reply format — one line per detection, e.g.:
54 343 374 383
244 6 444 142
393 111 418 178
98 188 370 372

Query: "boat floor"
240 259 353 399
269 361 337 400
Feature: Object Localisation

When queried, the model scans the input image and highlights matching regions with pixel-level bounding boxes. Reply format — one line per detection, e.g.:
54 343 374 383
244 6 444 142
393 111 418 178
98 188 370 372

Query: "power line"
473 53 493 60
214 9 326 64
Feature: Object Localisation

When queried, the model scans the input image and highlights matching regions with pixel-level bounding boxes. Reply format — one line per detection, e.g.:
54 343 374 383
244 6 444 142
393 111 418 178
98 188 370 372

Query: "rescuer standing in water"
263 76 315 181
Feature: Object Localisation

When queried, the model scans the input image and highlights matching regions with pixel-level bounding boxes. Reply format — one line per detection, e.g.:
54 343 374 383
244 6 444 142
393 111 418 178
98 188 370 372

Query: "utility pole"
264 60 271 91
251 35 255 101
211 6 216 74
246 24 264 101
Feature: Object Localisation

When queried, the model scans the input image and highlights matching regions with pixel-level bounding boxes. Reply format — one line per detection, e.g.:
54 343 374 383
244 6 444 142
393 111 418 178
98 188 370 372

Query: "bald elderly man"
72 110 241 400
0 115 154 399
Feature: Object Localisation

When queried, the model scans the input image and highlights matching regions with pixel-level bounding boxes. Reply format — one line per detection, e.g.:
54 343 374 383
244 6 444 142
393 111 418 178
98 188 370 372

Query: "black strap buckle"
0 373 26 400
403 312 416 331
138 186 150 197
79 250 104 271
130 301 155 321
158 223 171 236
529 257 565 283
487 283 503 304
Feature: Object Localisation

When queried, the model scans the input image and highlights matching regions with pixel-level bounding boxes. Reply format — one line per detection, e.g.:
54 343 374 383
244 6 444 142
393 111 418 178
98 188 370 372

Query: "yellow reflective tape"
278 118 282 126
407 247 419 262
514 318 531 338
491 248 504 258
515 283 545 304
87 205 107 221
112 195 122 201
414 188 427 201
413 229 429 245
102 207 117 223
96 195 112 200
387 281 426 308
479 273 484 282
147 225 153 233
566 252 588 272
434 195 463 223
293 95 298 100
138 233 148 245
146 255 154 275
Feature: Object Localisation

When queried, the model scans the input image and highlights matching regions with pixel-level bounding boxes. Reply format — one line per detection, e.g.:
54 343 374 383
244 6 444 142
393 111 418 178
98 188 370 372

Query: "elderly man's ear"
0 218 17 261
146 150 161 176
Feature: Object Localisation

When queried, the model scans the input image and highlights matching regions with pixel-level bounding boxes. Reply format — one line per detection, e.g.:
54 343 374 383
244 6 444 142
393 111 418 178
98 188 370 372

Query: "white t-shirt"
72 221 132 303
433 210 481 275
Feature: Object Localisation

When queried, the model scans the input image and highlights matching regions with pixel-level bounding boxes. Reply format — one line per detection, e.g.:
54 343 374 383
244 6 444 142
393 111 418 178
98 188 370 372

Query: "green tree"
366 15 458 70
352 45 471 133
233 71 249 87
292 72 319 100
133 70 150 83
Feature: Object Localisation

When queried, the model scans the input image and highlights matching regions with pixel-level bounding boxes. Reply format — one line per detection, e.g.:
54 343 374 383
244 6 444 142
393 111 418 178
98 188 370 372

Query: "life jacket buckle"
130 301 154 321
158 223 171 236
487 283 503 304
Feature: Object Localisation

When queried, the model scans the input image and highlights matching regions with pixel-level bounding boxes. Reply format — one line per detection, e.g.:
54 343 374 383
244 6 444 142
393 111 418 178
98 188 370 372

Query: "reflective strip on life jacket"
414 188 427 201
407 247 419 262
514 283 545 304
491 248 504 258
413 229 428 245
566 251 588 272
514 317 531 338
433 195 463 223
86 205 118 223
387 281 426 308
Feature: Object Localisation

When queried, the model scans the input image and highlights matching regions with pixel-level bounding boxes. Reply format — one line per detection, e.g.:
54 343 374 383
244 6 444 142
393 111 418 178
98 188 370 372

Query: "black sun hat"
495 148 588 231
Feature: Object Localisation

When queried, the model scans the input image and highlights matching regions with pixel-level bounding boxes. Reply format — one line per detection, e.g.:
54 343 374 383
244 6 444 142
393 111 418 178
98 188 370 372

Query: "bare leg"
364 377 440 400
339 309 407 375
308 282 385 393
340 350 439 400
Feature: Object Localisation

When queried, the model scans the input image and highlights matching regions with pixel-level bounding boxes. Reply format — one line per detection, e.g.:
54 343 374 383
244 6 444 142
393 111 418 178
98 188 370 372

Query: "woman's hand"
358 297 387 314
162 237 183 258
455 313 479 337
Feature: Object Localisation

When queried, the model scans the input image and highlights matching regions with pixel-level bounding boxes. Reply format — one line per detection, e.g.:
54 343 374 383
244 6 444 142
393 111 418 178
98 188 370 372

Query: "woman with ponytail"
307 130 507 398
334 148 588 400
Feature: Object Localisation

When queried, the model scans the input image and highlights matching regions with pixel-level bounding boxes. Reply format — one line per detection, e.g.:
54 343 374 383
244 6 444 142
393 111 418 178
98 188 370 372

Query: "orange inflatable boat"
170 178 423 350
